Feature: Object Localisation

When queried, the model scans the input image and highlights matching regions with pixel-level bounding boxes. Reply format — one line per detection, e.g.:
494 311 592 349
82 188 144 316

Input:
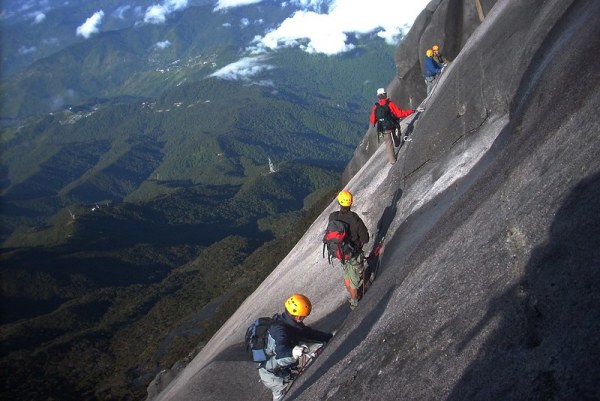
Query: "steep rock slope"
149 0 600 400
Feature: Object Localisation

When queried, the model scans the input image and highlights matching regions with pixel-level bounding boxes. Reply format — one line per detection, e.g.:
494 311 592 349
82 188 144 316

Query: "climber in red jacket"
370 88 422 165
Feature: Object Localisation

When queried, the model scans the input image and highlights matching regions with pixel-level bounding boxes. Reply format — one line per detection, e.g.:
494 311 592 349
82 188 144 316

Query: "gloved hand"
292 345 307 359
279 367 296 381
287 368 299 380
416 106 425 113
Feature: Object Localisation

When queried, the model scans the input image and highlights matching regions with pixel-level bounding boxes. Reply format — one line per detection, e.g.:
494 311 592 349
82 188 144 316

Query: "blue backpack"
245 316 276 362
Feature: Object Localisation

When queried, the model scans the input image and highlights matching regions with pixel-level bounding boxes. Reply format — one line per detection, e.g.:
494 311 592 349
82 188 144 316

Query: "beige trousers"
381 130 396 164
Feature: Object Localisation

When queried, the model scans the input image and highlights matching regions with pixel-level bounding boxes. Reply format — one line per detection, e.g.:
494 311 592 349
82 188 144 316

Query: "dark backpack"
245 316 277 362
374 99 398 132
322 219 355 265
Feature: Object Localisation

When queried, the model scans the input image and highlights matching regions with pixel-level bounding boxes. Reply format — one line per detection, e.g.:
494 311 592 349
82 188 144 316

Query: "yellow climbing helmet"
432 45 440 51
285 293 312 317
426 49 433 57
337 190 353 207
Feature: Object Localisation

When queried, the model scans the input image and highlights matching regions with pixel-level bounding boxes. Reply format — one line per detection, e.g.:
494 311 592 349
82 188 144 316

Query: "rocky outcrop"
149 0 600 400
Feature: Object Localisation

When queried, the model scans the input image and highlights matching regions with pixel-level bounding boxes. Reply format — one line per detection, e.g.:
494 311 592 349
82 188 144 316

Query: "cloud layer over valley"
4 0 428 61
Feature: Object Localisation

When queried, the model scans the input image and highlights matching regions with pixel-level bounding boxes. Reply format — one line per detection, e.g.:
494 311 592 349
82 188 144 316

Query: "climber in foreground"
258 294 333 401
370 88 422 165
326 191 369 310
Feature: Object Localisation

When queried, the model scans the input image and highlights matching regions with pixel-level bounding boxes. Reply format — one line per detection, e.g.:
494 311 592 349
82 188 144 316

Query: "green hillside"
0 2 399 399
0 2 293 119
0 47 395 400
0 182 338 401
1 40 395 235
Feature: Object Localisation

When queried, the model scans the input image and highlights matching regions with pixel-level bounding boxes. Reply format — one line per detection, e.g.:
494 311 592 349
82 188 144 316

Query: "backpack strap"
260 314 282 365
385 99 400 129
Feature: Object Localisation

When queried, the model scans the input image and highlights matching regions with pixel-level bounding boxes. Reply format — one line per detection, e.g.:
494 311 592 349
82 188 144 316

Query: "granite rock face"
150 0 600 400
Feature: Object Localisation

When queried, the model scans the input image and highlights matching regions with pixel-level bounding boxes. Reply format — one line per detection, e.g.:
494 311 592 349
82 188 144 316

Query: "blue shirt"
425 56 442 78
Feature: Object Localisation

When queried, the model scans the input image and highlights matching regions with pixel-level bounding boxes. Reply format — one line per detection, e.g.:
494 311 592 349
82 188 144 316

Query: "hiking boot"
349 298 358 310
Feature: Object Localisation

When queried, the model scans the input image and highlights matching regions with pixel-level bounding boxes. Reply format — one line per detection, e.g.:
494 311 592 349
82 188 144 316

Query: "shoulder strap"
266 314 281 336
375 99 390 109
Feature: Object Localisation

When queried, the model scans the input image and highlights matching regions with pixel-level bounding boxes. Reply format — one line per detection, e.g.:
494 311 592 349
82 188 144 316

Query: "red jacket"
369 98 414 126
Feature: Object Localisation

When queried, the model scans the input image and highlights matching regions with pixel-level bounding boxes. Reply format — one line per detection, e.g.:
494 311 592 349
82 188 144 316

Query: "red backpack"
323 220 355 265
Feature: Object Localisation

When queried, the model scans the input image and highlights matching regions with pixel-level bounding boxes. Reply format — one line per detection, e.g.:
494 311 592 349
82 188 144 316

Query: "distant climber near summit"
432 44 450 66
424 49 443 95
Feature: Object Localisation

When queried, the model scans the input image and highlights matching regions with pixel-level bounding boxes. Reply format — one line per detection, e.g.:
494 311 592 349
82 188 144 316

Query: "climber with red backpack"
323 190 369 310
369 88 423 165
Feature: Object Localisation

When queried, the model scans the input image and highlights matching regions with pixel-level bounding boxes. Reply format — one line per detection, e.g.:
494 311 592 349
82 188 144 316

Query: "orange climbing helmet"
285 293 312 317
337 190 353 207
432 44 440 51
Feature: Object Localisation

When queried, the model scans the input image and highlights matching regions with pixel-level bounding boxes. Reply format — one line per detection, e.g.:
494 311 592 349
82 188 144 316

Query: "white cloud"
144 0 188 24
134 6 145 18
245 0 428 55
18 45 37 55
214 0 263 10
18 2 36 13
156 40 172 49
113 5 131 20
0 10 13 21
258 9 354 55
76 10 105 39
209 56 274 82
290 0 325 8
42 37 60 46
3 0 54 22
144 6 168 24
215 0 324 11
33 12 46 24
